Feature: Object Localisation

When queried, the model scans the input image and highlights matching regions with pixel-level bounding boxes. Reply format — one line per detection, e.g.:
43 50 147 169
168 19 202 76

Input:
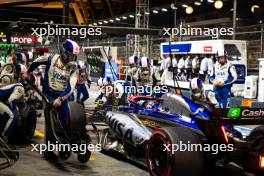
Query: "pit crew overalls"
209 62 237 108
27 54 78 129
0 83 25 137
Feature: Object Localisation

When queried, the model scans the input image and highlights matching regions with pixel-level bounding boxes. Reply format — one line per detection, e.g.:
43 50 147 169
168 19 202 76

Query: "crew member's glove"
53 97 62 107
213 79 224 87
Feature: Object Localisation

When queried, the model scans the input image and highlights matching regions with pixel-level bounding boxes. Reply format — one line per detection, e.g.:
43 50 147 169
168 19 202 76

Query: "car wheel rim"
147 131 172 176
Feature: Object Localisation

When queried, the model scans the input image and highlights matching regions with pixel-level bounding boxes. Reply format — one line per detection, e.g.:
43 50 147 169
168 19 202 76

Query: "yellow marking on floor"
89 156 96 161
34 130 45 138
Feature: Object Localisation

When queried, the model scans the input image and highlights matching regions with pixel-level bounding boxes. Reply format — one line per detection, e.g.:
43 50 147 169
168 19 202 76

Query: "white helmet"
190 78 203 100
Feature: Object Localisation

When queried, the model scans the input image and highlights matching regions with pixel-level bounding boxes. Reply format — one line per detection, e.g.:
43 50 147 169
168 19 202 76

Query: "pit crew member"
0 83 25 139
199 55 208 82
190 78 219 109
23 39 80 129
209 52 237 108
0 52 27 85
76 60 91 104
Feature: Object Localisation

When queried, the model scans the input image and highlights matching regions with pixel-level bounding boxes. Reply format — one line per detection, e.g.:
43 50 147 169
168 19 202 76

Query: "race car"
98 92 264 176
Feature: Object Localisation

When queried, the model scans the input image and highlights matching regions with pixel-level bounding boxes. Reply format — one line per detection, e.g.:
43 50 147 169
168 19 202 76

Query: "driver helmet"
190 78 203 100
61 39 80 64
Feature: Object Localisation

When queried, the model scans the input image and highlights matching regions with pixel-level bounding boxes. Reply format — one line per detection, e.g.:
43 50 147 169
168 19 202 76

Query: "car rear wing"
211 108 264 125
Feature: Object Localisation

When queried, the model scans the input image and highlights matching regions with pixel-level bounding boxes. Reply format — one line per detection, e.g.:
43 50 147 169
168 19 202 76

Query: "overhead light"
136 13 142 16
88 24 92 27
129 14 134 18
207 0 214 3
145 12 150 15
260 20 263 24
214 0 223 9
185 6 194 14
152 10 159 14
93 23 97 26
122 16 127 19
98 22 103 25
251 5 260 13
194 1 201 5
171 3 177 10
109 19 114 22
103 20 108 24
230 8 233 11
182 4 188 8
115 18 120 21
161 8 168 12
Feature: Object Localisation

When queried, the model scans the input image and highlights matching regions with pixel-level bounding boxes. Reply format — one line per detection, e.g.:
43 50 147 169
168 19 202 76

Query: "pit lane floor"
0 84 258 176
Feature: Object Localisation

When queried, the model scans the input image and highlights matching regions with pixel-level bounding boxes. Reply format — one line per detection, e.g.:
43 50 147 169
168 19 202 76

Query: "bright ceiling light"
129 14 134 18
103 20 108 24
109 19 114 22
161 8 168 12
182 4 188 8
122 16 127 19
115 18 120 21
145 12 150 15
185 6 194 14
194 1 201 5
136 13 142 16
98 22 103 25
207 0 214 3
93 23 97 26
88 24 92 27
251 5 260 13
153 10 159 14
214 0 223 9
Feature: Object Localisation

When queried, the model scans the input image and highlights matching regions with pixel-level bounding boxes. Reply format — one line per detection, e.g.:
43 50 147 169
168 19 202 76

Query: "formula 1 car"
99 93 264 176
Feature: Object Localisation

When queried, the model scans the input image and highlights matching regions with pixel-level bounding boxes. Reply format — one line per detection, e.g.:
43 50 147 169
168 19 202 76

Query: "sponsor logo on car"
228 108 264 119
228 108 241 119
241 109 264 117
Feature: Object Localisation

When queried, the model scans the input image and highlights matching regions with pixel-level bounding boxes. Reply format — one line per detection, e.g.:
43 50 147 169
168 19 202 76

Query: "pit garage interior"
0 0 263 176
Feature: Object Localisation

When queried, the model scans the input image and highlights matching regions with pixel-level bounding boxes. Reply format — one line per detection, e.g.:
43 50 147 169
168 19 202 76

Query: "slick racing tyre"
147 127 204 176
77 149 91 163
8 107 37 144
